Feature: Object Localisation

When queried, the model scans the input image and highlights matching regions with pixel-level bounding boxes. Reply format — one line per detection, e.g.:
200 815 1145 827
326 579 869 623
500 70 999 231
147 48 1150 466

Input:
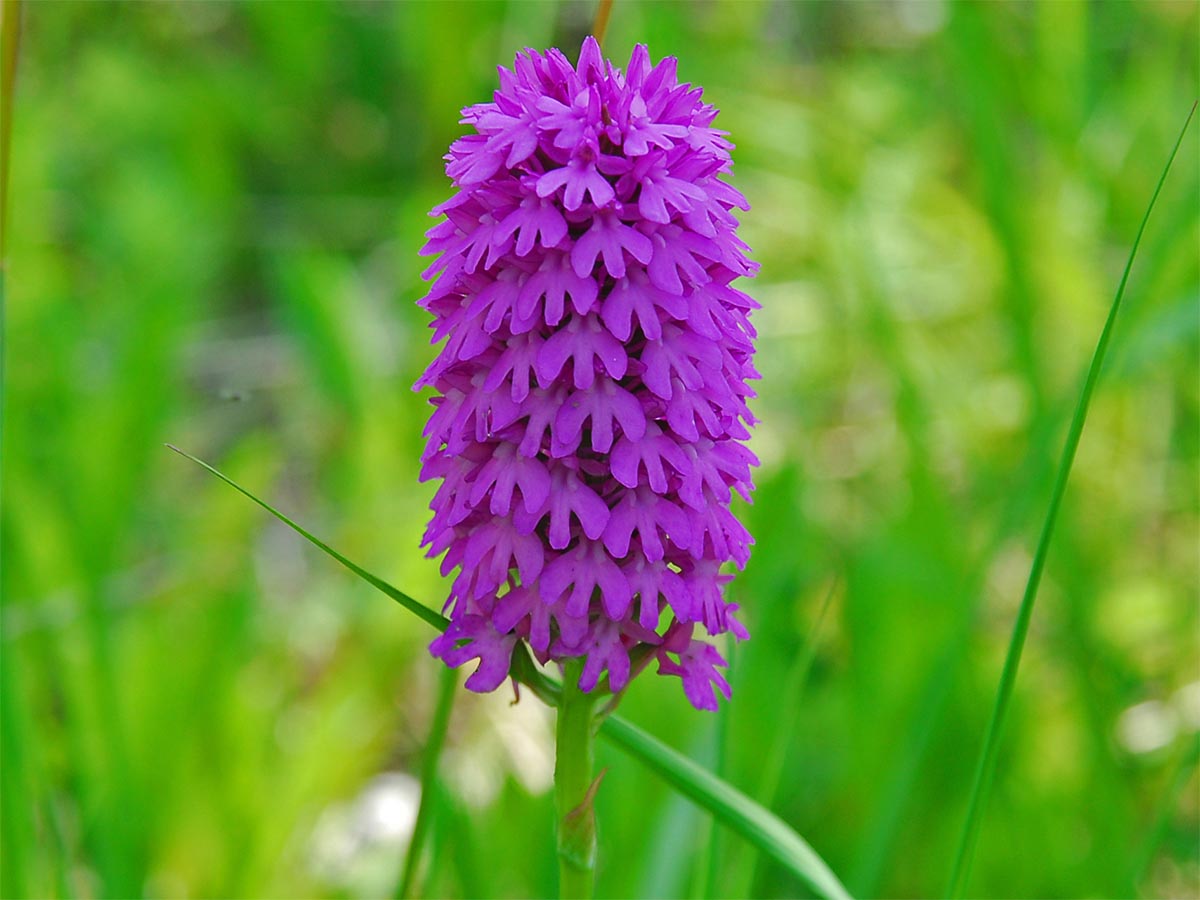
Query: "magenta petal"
431 615 516 693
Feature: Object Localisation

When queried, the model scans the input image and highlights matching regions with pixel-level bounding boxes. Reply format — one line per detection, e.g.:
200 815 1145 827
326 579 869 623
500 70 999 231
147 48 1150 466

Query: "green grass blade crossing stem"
945 102 1198 898
169 446 854 900
600 715 852 900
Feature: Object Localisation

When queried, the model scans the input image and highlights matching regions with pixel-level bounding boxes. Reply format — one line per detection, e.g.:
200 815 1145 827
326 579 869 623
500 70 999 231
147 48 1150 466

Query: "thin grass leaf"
170 446 853 900
167 445 566 706
945 102 1198 898
599 715 853 900
396 664 458 899
165 444 448 632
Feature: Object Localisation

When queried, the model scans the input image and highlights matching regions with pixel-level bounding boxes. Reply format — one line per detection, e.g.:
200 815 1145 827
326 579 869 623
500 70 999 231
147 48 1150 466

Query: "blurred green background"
3 1 1198 897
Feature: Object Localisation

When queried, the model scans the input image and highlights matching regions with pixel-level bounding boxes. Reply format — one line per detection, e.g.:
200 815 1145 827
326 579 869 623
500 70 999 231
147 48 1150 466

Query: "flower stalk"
592 0 613 49
555 658 598 899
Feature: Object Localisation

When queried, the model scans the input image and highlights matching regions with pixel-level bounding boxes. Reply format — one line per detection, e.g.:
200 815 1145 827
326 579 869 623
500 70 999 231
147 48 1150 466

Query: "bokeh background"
3 1 1198 897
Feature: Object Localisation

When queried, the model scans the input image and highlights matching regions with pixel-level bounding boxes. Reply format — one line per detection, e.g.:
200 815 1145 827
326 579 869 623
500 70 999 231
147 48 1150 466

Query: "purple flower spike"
416 37 758 711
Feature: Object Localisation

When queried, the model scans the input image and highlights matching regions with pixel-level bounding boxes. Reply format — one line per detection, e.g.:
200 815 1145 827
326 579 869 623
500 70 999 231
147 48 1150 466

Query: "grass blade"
600 715 853 900
171 445 853 899
396 664 458 899
166 444 448 632
167 445 569 707
945 101 1198 898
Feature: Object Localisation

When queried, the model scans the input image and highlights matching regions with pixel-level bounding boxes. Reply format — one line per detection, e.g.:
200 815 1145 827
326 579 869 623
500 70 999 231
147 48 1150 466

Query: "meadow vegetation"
3 2 1197 897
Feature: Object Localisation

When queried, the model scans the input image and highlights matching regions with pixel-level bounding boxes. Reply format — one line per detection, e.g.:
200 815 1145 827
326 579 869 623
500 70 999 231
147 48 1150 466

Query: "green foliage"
3 2 1197 898
600 715 851 900
947 101 1197 899
168 445 848 896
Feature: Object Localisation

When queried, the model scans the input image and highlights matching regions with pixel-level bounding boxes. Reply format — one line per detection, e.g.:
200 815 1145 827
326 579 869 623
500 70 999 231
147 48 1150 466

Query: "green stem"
556 658 598 900
592 0 613 49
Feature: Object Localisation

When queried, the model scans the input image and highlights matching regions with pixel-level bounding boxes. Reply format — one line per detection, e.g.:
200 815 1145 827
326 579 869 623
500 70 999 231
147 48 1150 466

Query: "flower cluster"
416 37 758 711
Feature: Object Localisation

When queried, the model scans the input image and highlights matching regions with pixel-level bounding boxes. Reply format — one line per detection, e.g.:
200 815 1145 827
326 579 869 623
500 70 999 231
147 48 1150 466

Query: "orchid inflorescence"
417 36 758 711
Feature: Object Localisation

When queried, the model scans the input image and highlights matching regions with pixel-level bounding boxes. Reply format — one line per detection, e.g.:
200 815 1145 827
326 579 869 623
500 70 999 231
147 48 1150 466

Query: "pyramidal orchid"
416 36 759 714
